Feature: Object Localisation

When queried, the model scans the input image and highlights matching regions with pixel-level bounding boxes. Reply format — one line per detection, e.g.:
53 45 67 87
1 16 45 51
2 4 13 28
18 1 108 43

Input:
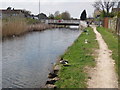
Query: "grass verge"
55 27 98 88
97 26 119 84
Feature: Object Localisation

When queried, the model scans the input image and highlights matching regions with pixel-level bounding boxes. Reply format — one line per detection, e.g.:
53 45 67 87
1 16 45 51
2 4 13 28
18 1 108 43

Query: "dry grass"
2 17 56 37
28 23 55 31
2 18 27 37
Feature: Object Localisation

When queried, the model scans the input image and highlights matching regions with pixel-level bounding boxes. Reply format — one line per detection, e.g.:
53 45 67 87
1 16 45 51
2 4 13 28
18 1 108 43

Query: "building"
112 2 120 14
0 7 32 19
112 8 120 13
38 13 48 19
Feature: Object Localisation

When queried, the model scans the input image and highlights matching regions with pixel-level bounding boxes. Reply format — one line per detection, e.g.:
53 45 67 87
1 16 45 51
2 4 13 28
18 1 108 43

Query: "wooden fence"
108 18 117 31
116 18 120 35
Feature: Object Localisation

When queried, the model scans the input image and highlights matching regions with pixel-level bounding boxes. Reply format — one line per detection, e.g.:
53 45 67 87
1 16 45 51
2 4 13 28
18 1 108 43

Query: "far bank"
1 18 57 38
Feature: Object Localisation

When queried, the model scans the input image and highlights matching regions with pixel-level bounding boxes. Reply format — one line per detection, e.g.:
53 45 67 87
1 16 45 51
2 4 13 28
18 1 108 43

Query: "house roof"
0 9 31 16
0 9 23 14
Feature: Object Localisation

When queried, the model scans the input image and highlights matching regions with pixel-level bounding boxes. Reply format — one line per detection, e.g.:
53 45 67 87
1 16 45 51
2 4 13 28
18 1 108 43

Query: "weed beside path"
55 27 98 88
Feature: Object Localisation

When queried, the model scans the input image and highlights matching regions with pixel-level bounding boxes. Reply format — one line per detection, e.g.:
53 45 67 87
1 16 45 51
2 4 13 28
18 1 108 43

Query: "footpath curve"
87 26 118 88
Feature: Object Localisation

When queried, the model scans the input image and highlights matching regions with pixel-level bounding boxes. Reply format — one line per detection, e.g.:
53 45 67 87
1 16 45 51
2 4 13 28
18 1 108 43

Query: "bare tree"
93 0 118 16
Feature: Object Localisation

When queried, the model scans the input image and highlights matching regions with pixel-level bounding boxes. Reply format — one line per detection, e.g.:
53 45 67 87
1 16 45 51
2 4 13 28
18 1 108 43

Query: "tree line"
93 0 119 18
38 10 87 20
48 11 71 20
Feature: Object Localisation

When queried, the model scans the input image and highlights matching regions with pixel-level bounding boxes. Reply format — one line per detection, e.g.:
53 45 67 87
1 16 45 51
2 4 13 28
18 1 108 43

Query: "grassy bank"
55 27 98 88
2 17 55 37
97 27 119 84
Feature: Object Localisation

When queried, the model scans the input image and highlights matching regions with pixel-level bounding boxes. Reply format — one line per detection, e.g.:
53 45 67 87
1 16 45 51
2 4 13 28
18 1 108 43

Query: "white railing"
44 19 88 28
45 19 80 24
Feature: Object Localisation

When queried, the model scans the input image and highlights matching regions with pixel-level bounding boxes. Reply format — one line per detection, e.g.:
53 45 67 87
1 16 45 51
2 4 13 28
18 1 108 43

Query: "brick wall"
103 17 109 28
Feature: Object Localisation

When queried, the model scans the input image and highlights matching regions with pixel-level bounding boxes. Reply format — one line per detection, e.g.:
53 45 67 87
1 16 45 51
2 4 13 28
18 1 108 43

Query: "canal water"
2 28 81 88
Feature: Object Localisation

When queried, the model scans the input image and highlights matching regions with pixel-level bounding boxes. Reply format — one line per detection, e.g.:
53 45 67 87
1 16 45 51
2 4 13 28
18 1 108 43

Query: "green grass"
97 26 119 84
55 27 98 88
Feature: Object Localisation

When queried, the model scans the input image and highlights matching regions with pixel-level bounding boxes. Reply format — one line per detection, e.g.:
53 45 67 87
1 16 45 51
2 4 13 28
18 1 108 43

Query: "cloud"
1 0 95 3
1 1 95 18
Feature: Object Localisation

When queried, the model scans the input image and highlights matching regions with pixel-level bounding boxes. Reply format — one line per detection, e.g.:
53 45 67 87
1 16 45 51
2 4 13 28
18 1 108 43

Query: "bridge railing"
45 19 80 24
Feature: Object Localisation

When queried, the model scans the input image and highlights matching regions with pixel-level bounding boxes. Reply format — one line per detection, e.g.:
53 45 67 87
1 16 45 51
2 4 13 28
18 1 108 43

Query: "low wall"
108 17 120 35
79 21 87 30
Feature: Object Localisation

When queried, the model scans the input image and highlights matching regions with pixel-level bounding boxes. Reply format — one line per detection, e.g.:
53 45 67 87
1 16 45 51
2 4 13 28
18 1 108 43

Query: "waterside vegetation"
1 17 55 37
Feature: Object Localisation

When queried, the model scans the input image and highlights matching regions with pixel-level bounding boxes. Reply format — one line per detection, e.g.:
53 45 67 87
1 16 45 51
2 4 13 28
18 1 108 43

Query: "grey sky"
1 0 96 18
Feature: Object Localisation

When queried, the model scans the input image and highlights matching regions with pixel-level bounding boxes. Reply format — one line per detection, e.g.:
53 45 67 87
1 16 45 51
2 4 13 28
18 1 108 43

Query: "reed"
2 17 56 37
2 17 27 37
28 23 55 31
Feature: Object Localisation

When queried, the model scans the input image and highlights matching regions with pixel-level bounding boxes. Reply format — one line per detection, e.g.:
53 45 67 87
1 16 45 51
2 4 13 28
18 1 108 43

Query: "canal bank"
45 27 99 88
49 26 119 88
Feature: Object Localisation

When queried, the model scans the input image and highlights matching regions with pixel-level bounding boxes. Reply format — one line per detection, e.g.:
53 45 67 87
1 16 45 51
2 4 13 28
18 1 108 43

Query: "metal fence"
45 19 80 24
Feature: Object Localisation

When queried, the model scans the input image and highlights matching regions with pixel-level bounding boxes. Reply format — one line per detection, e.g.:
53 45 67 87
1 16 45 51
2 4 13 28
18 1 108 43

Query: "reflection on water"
2 28 81 88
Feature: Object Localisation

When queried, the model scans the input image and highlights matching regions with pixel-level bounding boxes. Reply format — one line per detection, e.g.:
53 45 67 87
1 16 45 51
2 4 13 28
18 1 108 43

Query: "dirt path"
87 26 118 88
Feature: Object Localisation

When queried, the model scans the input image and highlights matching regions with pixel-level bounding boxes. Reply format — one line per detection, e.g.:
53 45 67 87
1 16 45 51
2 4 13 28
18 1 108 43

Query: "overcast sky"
0 0 96 18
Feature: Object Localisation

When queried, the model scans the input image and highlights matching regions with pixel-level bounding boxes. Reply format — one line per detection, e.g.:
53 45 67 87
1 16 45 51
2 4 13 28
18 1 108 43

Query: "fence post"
117 18 120 35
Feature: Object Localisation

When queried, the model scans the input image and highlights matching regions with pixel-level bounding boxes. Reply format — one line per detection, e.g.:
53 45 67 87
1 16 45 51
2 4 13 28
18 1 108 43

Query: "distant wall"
79 21 87 30
103 17 120 35
108 18 117 31
1 12 25 19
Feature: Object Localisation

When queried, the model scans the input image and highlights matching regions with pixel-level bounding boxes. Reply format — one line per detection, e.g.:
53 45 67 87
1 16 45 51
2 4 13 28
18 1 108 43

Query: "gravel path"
87 26 118 88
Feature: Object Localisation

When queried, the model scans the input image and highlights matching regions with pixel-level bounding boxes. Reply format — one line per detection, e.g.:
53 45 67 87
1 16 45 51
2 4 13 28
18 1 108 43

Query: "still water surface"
2 28 81 88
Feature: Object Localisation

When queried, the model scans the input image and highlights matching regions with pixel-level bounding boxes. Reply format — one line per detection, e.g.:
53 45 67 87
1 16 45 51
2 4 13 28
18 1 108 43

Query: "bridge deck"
48 23 79 26
47 20 80 26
